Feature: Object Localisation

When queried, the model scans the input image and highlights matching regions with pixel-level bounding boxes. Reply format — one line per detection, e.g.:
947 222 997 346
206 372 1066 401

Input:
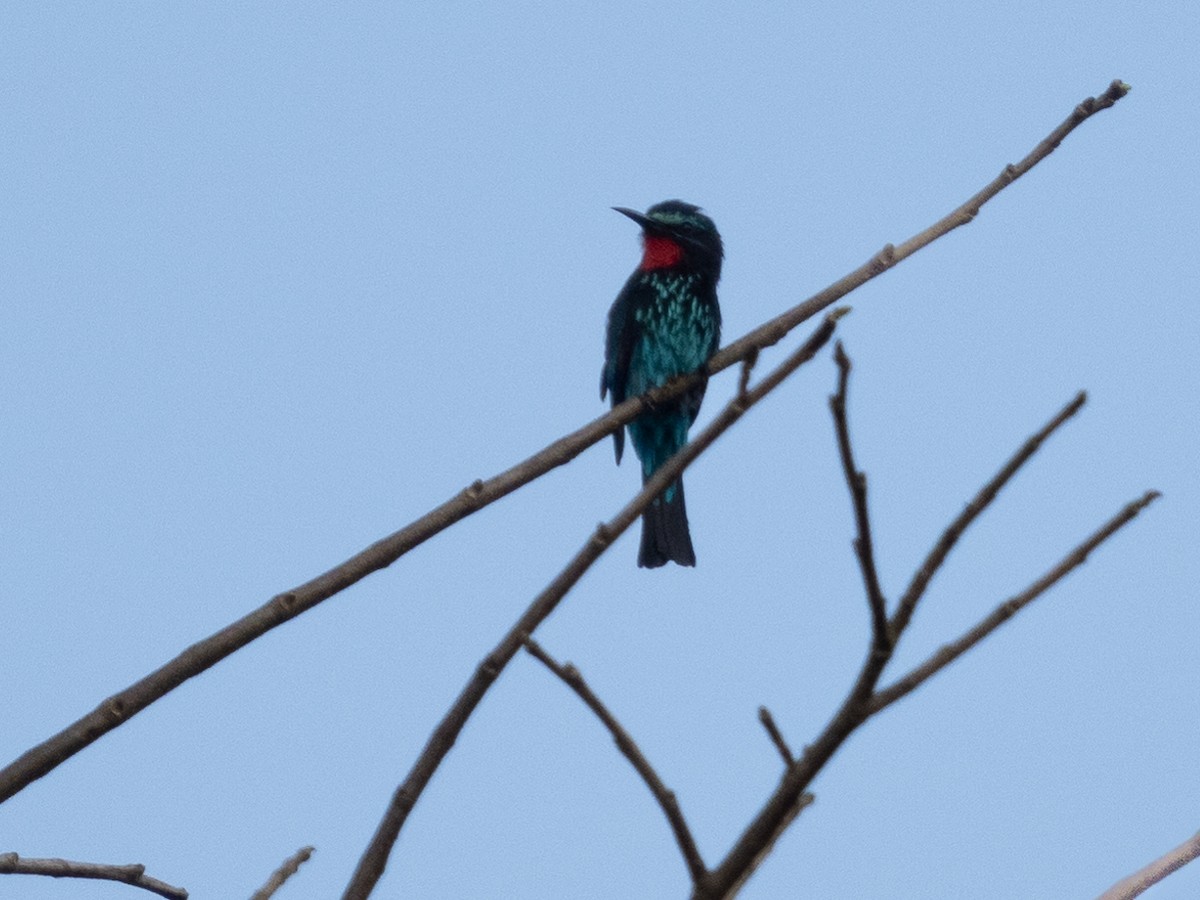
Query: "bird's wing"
601 277 642 465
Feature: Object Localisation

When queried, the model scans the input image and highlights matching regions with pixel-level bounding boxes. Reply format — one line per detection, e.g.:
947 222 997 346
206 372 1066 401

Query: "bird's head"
614 200 724 278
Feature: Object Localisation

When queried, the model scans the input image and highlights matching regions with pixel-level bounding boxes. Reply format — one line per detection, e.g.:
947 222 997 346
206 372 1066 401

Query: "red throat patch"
640 235 683 270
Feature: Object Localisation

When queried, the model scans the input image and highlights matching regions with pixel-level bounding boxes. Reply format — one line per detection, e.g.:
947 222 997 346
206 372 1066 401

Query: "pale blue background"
2 3 1196 898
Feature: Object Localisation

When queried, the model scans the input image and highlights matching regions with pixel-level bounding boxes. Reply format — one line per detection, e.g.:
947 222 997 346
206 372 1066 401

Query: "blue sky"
2 3 1196 898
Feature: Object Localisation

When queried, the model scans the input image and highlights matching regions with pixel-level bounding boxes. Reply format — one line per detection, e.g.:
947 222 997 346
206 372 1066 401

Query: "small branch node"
869 244 895 274
1108 79 1132 101
592 522 614 547
461 479 484 502
478 653 504 680
834 340 851 375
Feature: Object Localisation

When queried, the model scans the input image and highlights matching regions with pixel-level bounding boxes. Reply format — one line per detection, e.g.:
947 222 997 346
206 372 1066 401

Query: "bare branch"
522 636 706 884
0 80 1129 808
868 490 1160 715
250 846 315 900
341 313 842 900
0 852 187 899
889 390 1088 640
718 790 815 900
696 483 1156 900
694 393 1152 895
757 707 795 767
829 342 890 650
1095 829 1200 900
713 80 1130 371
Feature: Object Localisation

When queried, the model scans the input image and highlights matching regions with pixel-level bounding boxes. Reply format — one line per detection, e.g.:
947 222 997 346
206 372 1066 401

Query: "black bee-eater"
601 200 723 568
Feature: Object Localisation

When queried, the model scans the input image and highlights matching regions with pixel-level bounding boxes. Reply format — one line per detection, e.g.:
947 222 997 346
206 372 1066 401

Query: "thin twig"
0 80 1129 808
867 490 1160 715
889 391 1088 639
521 636 706 883
757 707 795 767
250 846 315 900
1095 829 1200 900
830 342 890 650
0 852 187 899
341 313 843 900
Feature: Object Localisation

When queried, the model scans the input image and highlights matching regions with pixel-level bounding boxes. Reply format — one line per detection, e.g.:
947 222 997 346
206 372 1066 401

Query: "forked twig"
692 366 1156 899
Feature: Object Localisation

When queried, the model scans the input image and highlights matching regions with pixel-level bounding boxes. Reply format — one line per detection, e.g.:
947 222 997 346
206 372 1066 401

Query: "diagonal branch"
1095 828 1200 900
712 80 1130 371
757 707 795 768
0 79 1130 809
340 313 844 900
889 390 1088 639
0 852 187 900
830 342 890 650
716 790 816 900
521 636 706 884
867 490 1160 715
250 846 316 900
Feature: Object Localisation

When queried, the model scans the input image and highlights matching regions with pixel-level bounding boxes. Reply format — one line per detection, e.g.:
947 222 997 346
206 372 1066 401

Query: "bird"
601 200 723 568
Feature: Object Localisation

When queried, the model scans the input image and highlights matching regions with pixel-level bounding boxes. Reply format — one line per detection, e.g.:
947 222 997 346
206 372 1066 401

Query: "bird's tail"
638 477 696 568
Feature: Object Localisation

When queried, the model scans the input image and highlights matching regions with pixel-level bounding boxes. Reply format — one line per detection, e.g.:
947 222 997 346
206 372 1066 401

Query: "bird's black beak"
612 206 656 231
